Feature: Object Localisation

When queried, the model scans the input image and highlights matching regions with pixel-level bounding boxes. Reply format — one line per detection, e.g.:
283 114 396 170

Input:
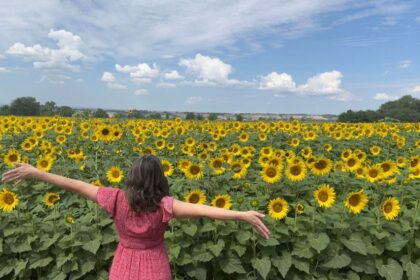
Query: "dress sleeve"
96 187 121 219
161 196 174 223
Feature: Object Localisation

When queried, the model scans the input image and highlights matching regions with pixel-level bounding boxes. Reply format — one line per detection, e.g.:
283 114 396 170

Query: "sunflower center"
369 169 378 178
190 165 200 175
102 129 109 136
189 194 200 204
112 170 120 178
318 191 329 202
266 167 277 178
381 163 391 172
41 160 49 168
163 164 170 172
349 194 361 206
215 198 225 208
213 160 222 168
4 193 14 204
49 195 58 203
315 160 327 170
273 203 282 213
347 158 356 167
232 164 242 173
384 203 393 214
290 165 301 176
9 154 18 162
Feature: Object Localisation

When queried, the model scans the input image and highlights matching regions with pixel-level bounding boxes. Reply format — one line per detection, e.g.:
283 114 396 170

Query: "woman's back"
97 186 174 280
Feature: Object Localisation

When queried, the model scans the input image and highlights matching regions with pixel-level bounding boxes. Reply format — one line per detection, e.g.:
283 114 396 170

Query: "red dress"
96 187 174 280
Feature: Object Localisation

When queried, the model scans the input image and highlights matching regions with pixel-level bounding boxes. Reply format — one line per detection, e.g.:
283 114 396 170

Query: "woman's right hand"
1 162 40 185
239 211 271 239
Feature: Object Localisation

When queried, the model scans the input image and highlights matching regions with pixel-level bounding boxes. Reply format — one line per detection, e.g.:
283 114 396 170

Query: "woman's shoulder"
160 195 174 223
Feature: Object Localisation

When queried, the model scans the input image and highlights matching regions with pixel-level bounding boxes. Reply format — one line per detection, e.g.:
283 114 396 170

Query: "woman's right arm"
172 199 270 239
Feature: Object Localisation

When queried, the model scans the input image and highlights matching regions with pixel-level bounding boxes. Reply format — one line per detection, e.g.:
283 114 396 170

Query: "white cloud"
298 70 343 95
157 81 176 88
116 63 159 81
259 72 295 91
134 89 149 96
107 83 127 89
6 29 85 72
39 74 71 84
101 72 116 82
399 60 411 69
179 53 249 86
186 96 203 105
373 93 399 101
164 70 183 80
411 85 420 97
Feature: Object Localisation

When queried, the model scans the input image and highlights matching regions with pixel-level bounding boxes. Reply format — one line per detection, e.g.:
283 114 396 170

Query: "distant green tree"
57 106 74 117
41 101 58 116
208 113 218 120
236 114 244 121
148 113 162 119
9 97 41 116
93 109 109 118
378 95 420 122
185 112 195 120
196 114 204 120
0 105 10 115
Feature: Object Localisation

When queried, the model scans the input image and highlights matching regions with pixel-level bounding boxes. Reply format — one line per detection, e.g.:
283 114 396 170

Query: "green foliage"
93 109 109 118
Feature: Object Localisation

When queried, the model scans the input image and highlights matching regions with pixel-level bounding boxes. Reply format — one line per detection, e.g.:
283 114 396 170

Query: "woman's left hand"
1 162 40 185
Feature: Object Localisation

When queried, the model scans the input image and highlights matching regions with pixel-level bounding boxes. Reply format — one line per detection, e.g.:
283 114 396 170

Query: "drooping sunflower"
311 157 332 176
4 148 21 167
44 192 60 207
184 189 206 205
344 190 369 214
285 161 306 182
261 165 282 184
267 197 288 220
161 160 174 177
382 197 400 220
106 166 124 183
0 189 19 213
185 163 204 180
36 156 53 172
211 194 232 209
314 184 336 208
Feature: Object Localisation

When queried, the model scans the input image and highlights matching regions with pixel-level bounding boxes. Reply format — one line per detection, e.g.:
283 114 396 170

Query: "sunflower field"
0 116 419 280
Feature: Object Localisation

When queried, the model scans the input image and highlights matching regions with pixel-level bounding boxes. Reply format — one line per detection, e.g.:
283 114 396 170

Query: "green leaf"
82 239 101 254
49 270 67 280
199 222 216 233
14 259 27 277
10 240 32 253
236 230 251 245
321 254 351 269
273 251 291 278
0 262 14 278
404 262 420 280
219 255 246 274
309 233 330 253
231 244 246 257
29 256 53 269
385 235 408 252
378 259 403 280
292 258 310 274
184 224 198 237
252 257 271 280
169 245 181 259
340 234 367 255
207 239 224 257
185 264 207 280
259 237 280 247
57 253 73 267
292 242 313 258
38 233 60 251
193 251 213 262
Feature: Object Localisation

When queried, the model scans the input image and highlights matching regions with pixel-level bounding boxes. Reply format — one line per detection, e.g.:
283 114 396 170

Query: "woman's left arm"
1 163 99 201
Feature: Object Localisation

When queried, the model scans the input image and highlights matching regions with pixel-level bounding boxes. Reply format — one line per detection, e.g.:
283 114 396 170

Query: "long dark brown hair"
125 154 169 214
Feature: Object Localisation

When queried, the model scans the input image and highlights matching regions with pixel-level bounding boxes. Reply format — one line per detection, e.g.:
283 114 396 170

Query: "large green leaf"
292 258 310 274
404 261 420 280
219 255 246 274
340 234 367 255
14 259 27 277
29 256 53 269
321 254 351 269
184 224 198 237
309 233 330 253
252 257 271 280
378 259 403 280
207 239 224 257
272 251 292 278
82 238 101 254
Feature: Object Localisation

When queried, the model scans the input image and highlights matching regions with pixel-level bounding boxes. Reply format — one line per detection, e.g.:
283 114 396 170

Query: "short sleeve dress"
96 187 174 280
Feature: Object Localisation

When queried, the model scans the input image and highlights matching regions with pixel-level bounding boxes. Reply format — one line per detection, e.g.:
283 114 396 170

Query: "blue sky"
0 0 419 114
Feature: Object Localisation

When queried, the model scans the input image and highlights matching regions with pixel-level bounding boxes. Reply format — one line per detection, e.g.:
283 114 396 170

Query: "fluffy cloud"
399 60 411 69
6 29 85 72
179 53 249 86
164 70 183 80
259 70 351 101
116 63 159 83
101 72 116 82
373 93 398 101
134 89 149 96
100 71 126 89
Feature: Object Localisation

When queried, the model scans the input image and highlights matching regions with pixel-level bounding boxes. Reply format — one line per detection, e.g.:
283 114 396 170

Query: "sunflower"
161 160 174 177
178 159 191 172
4 148 21 167
155 139 166 150
90 179 103 187
314 184 336 208
364 165 383 183
185 137 195 147
340 149 352 161
324 144 333 152
44 192 60 207
185 163 204 180
379 160 398 178
267 198 288 220
209 157 226 175
230 161 247 179
311 157 332 176
184 189 206 205
295 203 304 214
344 190 369 214
370 145 381 156
260 146 273 157
211 194 232 209
344 155 361 172
285 161 306 182
239 132 249 142
261 165 282 184
56 135 67 145
20 139 34 151
106 166 124 183
36 156 53 172
289 138 300 147
382 197 400 220
0 189 19 213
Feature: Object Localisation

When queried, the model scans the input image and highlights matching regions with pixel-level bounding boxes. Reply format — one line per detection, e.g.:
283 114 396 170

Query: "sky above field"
0 0 419 114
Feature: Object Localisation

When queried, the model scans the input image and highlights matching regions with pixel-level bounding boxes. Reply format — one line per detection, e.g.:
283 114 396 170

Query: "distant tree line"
0 97 75 117
338 95 420 122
